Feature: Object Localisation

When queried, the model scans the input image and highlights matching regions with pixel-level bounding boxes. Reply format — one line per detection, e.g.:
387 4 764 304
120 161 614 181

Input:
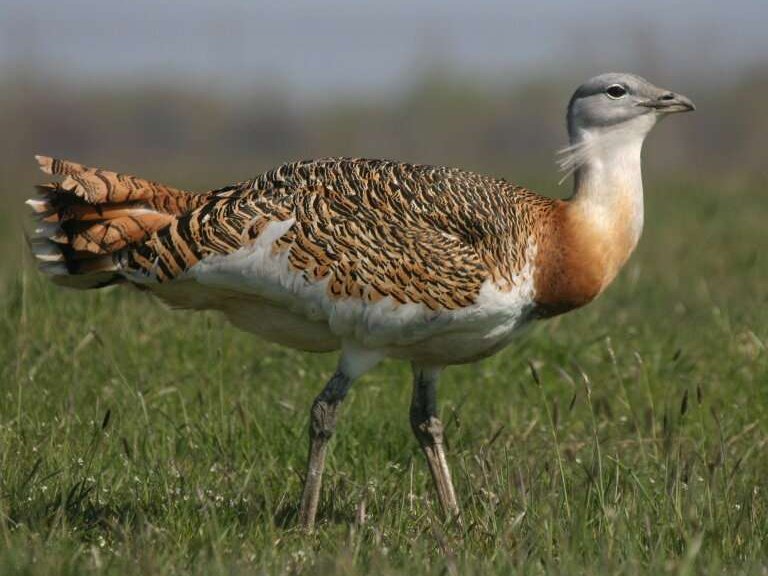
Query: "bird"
27 73 694 530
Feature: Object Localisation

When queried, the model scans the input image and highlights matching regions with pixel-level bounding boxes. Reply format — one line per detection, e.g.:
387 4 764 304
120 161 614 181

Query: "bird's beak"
638 91 696 113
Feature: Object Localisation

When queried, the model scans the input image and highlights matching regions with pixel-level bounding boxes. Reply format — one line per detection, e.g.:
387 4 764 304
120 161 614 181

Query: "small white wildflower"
291 550 306 563
77 457 84 467
41 485 48 493
480 488 500 505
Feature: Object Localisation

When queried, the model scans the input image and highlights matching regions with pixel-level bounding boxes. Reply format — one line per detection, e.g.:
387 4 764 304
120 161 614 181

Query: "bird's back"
30 156 558 363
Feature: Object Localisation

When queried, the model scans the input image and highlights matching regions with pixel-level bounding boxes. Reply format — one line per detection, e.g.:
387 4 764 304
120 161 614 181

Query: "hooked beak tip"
678 96 696 112
640 92 696 113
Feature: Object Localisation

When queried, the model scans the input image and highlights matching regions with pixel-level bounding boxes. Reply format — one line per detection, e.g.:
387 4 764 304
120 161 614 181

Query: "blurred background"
1 4 767 571
0 0 766 264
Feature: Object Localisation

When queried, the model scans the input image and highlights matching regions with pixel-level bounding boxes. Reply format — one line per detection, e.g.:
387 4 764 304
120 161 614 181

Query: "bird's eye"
606 84 628 99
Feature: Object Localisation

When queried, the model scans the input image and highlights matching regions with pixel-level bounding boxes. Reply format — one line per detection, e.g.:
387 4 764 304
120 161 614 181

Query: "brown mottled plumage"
33 156 560 312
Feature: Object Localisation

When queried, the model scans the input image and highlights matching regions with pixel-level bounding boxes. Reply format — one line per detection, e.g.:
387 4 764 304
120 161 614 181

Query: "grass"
0 179 766 574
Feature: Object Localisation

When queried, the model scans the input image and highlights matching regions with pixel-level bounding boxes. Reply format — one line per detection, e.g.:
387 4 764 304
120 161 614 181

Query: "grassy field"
0 179 766 575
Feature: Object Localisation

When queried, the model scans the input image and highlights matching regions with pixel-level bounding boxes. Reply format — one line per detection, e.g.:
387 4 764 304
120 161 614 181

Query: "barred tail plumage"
27 155 207 289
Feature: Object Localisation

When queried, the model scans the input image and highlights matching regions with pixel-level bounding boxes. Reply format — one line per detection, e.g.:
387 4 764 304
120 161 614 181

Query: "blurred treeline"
3 62 767 199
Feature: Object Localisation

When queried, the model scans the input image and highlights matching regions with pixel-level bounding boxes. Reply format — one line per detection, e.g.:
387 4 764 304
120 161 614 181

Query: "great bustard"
27 73 694 529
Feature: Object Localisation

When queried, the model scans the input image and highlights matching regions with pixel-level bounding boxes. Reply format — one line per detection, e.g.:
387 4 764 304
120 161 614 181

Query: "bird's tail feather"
27 156 207 289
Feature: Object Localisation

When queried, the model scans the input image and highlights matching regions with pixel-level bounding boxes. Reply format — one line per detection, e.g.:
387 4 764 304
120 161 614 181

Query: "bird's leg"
410 365 460 520
298 369 352 531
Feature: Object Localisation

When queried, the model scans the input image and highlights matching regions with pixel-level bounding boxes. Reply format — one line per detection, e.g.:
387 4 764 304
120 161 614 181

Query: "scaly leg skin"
298 369 352 531
410 364 460 521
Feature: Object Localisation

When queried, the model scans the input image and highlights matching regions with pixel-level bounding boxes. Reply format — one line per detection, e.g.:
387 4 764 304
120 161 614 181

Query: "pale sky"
1 0 766 99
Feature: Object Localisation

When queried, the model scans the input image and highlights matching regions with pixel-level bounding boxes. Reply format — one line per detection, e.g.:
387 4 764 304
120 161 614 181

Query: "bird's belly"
147 280 340 352
176 236 537 363
220 298 340 352
385 310 535 365
219 295 533 362
218 293 534 363
155 278 535 361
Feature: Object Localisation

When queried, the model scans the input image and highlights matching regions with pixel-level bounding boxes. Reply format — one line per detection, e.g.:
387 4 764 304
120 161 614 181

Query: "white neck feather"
559 115 656 246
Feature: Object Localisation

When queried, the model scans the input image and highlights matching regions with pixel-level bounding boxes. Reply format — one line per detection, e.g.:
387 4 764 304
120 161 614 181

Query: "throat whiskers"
556 139 593 186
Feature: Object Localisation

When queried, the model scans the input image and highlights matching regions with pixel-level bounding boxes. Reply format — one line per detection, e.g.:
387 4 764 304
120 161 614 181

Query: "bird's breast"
532 199 640 318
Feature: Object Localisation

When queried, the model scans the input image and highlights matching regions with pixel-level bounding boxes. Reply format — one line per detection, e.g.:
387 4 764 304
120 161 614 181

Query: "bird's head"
566 72 695 143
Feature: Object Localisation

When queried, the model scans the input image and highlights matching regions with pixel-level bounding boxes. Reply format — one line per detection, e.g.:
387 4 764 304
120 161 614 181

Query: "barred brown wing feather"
30 157 551 309
283 214 488 310
117 158 532 310
35 155 206 211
